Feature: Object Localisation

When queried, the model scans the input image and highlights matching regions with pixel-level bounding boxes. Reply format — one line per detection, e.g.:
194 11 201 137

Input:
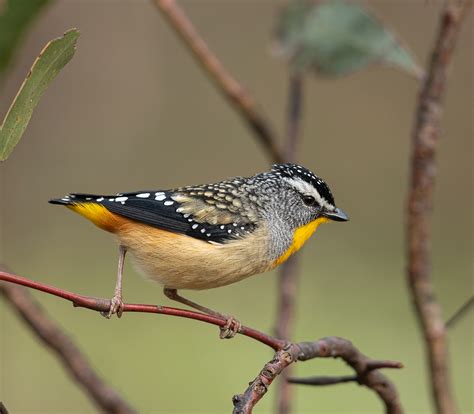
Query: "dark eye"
302 195 318 207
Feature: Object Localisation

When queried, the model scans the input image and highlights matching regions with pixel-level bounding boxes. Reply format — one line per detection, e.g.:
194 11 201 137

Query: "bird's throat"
273 217 329 267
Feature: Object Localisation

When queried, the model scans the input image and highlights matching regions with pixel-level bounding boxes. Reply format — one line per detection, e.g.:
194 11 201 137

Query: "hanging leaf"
275 0 422 78
0 29 79 162
0 0 50 74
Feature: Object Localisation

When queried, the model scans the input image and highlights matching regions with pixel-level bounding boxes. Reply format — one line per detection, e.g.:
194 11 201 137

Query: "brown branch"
232 337 404 414
0 267 137 414
0 270 286 351
446 296 474 329
274 73 304 414
152 0 283 163
406 1 472 414
0 402 8 414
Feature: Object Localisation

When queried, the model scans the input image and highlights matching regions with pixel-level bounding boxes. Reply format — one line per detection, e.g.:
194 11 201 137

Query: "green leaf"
276 0 422 78
0 0 51 74
0 29 79 161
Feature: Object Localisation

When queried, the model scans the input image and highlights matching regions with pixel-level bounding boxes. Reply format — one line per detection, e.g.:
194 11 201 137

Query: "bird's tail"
49 193 121 232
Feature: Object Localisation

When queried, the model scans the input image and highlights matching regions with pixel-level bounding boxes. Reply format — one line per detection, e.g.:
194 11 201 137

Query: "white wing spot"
115 197 128 203
200 228 206 233
97 197 104 202
164 200 174 206
227 229 232 234
183 213 190 218
220 225 225 230
155 194 166 201
136 193 150 198
192 224 198 229
206 233 211 237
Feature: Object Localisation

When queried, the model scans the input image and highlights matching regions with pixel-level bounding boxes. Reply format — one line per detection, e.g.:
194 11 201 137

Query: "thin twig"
406 1 472 414
0 281 137 414
446 296 474 329
288 375 358 386
0 270 286 351
152 0 283 163
274 73 304 414
233 337 404 414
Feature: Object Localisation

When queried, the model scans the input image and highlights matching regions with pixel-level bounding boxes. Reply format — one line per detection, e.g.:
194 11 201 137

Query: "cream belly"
116 220 271 290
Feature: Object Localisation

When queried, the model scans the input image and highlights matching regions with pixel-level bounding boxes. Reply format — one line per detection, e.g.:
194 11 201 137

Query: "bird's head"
249 163 348 263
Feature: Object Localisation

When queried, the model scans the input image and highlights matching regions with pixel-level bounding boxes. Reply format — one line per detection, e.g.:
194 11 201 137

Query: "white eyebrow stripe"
283 177 335 211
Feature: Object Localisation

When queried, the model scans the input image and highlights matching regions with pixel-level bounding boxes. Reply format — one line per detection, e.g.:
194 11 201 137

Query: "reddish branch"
152 0 283 163
0 271 403 413
0 270 285 351
406 1 471 414
274 73 304 414
232 337 403 414
0 278 137 414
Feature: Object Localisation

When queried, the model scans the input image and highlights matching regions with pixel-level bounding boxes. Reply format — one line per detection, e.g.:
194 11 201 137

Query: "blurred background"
0 1 472 413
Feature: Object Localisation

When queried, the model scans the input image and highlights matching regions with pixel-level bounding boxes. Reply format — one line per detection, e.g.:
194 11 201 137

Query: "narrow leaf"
275 0 422 78
0 0 50 74
0 29 79 161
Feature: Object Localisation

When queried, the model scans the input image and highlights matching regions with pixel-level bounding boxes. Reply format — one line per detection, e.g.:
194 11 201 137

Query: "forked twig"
0 271 402 414
233 337 403 414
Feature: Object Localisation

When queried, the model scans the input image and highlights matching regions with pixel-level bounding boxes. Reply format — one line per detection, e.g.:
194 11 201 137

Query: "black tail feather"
49 198 72 205
49 193 107 205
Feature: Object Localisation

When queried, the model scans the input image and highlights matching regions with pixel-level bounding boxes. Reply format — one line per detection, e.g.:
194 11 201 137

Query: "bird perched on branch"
50 163 348 338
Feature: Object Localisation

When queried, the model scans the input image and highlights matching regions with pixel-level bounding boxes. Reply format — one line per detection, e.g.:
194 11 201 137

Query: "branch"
446 296 474 329
152 0 283 163
0 270 285 351
406 1 471 414
274 72 304 414
0 272 403 412
288 375 358 386
0 402 8 414
232 337 404 414
0 268 137 414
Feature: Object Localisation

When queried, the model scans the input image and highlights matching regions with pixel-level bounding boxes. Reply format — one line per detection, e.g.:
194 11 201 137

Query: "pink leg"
163 288 241 339
102 245 127 319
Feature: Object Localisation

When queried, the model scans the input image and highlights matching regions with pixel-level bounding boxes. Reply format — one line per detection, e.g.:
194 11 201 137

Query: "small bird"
50 163 348 338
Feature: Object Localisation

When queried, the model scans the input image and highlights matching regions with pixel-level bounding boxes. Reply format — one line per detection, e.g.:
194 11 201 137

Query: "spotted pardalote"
50 163 348 338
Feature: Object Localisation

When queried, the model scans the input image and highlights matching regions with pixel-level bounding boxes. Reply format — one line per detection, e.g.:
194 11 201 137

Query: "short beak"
322 207 349 222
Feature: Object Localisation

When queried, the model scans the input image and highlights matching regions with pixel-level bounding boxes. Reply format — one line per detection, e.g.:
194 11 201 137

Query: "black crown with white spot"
271 163 335 206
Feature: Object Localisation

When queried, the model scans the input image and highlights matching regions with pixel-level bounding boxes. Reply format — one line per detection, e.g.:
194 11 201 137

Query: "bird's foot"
219 316 242 339
101 294 124 319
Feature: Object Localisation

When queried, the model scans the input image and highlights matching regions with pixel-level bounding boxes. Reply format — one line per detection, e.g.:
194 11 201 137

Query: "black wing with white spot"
74 189 257 244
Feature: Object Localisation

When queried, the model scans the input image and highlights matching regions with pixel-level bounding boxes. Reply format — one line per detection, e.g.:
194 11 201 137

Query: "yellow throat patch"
274 217 329 267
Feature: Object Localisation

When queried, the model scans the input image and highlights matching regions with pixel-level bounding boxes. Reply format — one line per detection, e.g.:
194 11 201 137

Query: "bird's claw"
101 294 124 319
219 316 241 339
